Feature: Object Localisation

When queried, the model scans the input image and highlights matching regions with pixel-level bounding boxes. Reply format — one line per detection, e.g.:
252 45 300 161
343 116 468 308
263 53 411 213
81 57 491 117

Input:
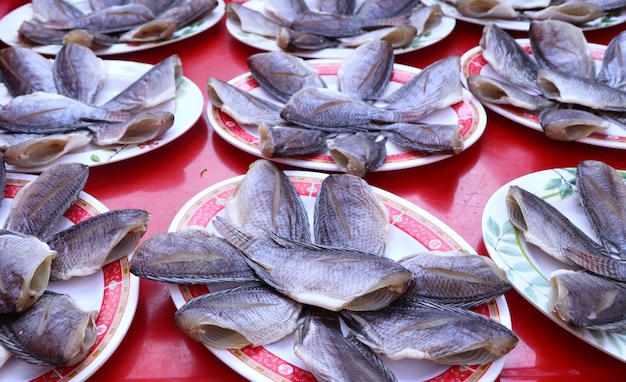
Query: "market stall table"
1 0 626 380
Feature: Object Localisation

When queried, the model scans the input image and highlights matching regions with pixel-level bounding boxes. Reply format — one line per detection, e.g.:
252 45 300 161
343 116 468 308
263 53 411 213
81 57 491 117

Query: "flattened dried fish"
380 122 464 154
0 291 97 366
294 308 397 382
355 0 421 18
455 0 518 19
41 4 155 34
89 110 174 146
398 251 511 308
3 131 92 168
0 230 55 314
326 133 387 176
341 298 518 364
550 270 626 330
130 227 257 284
289 10 414 38
174 282 302 348
247 51 325 103
337 40 393 101
526 2 604 24
264 0 309 24
597 31 626 90
4 162 89 238
314 173 389 255
577 160 626 259
540 107 610 141
277 27 339 52
53 42 105 103
338 25 417 49
31 0 84 22
467 74 554 111
213 216 412 311
224 159 310 242
258 123 328 157
0 47 56 97
225 3 284 38
46 209 149 280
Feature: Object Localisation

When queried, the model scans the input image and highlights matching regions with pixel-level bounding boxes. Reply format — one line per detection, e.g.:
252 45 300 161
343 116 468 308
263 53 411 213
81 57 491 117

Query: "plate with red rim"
421 0 626 31
460 39 626 149
208 59 487 173
0 0 226 56
167 170 512 382
0 172 139 381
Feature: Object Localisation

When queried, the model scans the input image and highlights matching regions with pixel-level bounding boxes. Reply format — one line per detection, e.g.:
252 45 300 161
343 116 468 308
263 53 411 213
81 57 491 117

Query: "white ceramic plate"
421 0 626 31
209 59 487 173
0 59 203 173
459 39 626 149
482 167 626 363
0 173 139 381
0 0 225 56
225 0 456 58
168 170 512 382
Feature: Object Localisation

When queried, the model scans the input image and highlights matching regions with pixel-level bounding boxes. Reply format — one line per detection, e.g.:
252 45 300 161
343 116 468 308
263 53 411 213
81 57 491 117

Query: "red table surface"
2 0 626 380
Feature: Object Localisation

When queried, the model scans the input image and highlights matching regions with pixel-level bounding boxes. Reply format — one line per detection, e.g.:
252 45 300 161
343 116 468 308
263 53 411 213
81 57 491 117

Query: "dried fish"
0 291 97 366
466 74 554 111
31 0 85 22
525 2 604 24
398 251 511 308
455 0 518 19
3 131 92 168
174 282 302 349
289 10 414 38
89 110 174 146
247 51 326 103
0 230 55 314
338 25 417 49
0 47 56 97
258 123 328 157
341 298 518 365
130 227 257 284
40 4 155 34
355 0 421 18
264 0 309 24
4 162 89 239
46 209 149 280
225 3 284 38
337 40 394 101
224 159 311 242
550 270 626 330
314 173 389 255
540 107 610 141
294 307 397 382
212 216 412 312
276 27 340 51
53 42 105 103
381 122 464 154
597 31 626 90
326 133 387 176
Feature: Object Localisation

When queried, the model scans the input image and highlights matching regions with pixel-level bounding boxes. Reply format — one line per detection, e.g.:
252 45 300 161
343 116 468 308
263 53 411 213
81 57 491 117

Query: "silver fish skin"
380 122 464 154
89 110 174 146
276 27 340 52
132 0 175 15
224 159 311 242
455 0 518 19
581 0 626 10
356 0 421 18
398 251 511 308
550 269 626 330
338 25 417 49
130 227 257 284
46 209 149 280
480 23 541 93
540 107 610 141
174 282 303 349
4 162 89 239
0 230 55 314
0 47 56 97
225 3 285 38
207 77 285 129
258 123 328 157
41 4 155 34
576 160 626 259
212 216 412 312
294 308 398 382
467 74 554 111
318 0 356 15
597 31 626 90
0 92 131 134
537 68 626 112
247 51 326 103
506 185 608 265
53 42 105 103
326 133 387 177
102 54 182 112
3 131 92 169
289 10 414 38
18 20 70 46
341 298 518 365
337 40 394 101
264 0 309 24
153 0 218 27
89 0 128 12
383 56 463 116
280 87 431 131
31 0 85 22
525 2 604 24
529 20 596 80
0 291 97 366
314 173 389 255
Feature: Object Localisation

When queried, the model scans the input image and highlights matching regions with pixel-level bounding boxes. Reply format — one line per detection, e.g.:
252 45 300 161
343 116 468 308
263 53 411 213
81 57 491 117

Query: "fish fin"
564 247 626 281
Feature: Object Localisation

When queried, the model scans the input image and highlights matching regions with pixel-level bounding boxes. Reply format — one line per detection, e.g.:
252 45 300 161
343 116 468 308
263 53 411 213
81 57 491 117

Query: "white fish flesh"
3 131 92 168
89 110 175 146
225 3 284 38
466 74 554 111
540 107 610 141
525 2 604 24
455 0 518 19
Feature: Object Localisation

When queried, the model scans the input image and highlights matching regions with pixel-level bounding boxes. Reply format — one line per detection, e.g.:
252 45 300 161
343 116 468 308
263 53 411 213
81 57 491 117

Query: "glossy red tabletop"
2 1 626 380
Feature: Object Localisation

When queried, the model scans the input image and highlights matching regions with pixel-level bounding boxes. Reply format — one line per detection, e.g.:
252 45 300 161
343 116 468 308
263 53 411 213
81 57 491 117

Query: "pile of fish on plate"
445 0 626 25
507 160 626 330
467 20 626 141
0 44 182 169
130 159 519 380
208 40 466 177
225 0 443 51
0 161 149 368
18 0 219 48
